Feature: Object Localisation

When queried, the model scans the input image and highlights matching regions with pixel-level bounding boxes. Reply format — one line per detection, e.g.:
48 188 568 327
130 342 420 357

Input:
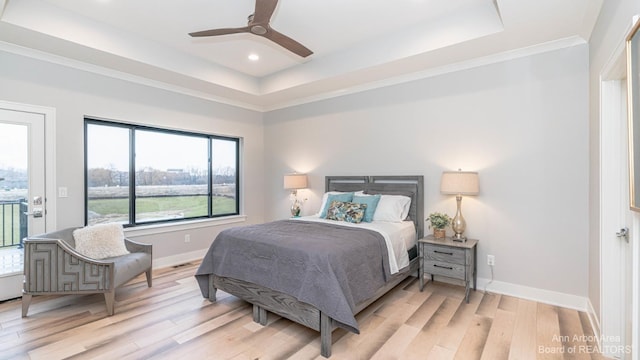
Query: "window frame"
84 118 240 227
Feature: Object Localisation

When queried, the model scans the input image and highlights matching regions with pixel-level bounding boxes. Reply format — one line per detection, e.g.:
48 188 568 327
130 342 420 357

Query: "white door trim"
631 215 640 359
0 100 56 232
600 77 627 358
598 22 636 357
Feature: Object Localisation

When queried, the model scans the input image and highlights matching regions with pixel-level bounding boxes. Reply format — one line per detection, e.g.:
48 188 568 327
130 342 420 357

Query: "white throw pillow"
372 195 412 222
73 223 130 259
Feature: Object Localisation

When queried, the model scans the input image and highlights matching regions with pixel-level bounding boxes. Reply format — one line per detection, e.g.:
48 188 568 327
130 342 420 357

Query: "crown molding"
263 36 587 111
0 40 265 112
1 35 586 113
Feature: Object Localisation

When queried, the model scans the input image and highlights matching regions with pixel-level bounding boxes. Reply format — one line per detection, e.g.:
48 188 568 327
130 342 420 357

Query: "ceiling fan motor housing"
250 25 268 35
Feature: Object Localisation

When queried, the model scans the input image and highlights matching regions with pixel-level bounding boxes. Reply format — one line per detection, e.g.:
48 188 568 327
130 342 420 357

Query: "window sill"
123 215 247 237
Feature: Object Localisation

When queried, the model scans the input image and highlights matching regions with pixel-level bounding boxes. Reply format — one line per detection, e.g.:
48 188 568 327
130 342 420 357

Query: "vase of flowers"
426 212 451 239
291 199 302 217
290 194 307 217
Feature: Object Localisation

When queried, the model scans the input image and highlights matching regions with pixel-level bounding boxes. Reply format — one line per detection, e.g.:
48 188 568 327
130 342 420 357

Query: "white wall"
264 45 590 300
0 40 592 304
0 50 265 262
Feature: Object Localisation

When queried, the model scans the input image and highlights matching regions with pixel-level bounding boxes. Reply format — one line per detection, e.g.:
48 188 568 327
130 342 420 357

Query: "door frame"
600 76 630 360
599 25 638 359
0 100 56 232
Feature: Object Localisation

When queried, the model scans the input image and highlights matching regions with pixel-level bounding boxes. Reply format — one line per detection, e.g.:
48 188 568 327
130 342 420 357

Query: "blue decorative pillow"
352 194 381 222
319 192 354 218
326 201 367 223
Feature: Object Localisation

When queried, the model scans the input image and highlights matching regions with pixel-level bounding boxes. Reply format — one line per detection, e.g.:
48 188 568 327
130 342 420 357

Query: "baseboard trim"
153 248 208 270
586 298 601 340
476 277 589 311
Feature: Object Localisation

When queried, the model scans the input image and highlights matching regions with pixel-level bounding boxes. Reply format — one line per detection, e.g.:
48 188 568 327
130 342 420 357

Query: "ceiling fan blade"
262 29 313 58
252 0 279 24
188 1 312 58
189 27 250 37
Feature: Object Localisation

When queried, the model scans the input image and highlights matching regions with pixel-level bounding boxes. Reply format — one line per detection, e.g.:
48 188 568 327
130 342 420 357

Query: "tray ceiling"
0 0 602 110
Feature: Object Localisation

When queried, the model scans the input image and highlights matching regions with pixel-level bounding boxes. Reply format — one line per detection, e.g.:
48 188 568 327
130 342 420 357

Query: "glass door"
0 107 46 300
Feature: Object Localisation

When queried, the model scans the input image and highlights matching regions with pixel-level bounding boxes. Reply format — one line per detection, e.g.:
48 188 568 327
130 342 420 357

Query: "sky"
0 123 28 170
87 124 237 171
0 122 237 173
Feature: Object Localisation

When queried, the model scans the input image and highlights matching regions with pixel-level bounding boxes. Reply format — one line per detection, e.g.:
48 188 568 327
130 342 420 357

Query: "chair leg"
104 291 115 316
145 268 152 287
21 294 32 318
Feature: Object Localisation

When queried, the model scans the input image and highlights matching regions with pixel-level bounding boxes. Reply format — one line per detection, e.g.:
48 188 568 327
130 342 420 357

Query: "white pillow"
73 223 130 259
372 195 412 222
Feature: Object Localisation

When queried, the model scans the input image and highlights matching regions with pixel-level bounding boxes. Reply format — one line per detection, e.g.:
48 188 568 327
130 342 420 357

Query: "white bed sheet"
292 216 417 274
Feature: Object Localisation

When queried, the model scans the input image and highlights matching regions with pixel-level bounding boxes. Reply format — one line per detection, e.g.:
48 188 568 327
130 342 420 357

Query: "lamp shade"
284 173 308 190
440 171 479 195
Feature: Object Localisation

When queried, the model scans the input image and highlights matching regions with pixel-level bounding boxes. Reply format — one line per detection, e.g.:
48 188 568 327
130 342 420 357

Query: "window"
85 119 239 226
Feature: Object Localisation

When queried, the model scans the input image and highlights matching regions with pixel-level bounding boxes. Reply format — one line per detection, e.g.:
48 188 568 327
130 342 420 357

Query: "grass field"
0 202 23 247
88 195 236 224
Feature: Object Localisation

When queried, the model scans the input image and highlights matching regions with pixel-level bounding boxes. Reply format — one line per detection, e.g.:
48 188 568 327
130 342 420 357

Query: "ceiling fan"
189 0 313 58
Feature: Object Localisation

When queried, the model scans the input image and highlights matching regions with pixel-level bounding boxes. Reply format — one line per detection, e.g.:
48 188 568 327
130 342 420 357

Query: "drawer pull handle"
434 250 453 256
434 264 453 270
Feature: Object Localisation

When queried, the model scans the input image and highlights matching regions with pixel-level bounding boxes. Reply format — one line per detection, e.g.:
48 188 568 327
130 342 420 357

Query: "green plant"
426 212 451 229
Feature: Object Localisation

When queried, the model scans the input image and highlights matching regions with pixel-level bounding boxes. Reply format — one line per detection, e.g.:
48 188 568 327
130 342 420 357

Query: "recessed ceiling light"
248 54 260 61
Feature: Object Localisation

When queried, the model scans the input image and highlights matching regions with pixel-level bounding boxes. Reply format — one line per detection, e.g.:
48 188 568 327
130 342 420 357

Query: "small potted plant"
426 212 451 239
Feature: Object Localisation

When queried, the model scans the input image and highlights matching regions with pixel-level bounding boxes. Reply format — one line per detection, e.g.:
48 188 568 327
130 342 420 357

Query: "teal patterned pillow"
319 192 354 218
326 201 367 223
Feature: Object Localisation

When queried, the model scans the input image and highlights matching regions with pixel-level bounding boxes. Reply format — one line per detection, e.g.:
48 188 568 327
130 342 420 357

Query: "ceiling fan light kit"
189 0 313 58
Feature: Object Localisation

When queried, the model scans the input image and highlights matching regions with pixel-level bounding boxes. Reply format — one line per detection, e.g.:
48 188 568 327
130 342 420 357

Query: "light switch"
58 187 68 198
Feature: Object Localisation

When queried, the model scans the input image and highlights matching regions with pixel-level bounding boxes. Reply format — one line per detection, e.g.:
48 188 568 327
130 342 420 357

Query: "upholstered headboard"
325 175 424 239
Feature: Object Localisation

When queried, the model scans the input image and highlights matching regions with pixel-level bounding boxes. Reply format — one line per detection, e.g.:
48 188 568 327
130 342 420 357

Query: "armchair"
22 227 152 317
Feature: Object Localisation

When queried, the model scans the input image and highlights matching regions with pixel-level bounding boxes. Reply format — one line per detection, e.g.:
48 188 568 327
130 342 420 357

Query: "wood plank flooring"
0 261 609 360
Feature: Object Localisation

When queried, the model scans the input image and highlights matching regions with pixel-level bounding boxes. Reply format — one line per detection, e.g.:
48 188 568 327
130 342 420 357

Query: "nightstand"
418 235 478 303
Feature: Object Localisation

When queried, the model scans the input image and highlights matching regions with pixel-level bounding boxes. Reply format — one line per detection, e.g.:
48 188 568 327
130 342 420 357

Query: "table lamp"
440 170 479 242
284 173 308 216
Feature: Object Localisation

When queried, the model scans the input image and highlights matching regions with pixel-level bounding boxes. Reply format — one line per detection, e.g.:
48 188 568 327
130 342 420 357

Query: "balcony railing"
0 198 27 248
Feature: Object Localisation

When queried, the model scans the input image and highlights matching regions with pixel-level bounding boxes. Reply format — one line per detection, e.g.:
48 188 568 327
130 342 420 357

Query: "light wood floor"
0 261 608 360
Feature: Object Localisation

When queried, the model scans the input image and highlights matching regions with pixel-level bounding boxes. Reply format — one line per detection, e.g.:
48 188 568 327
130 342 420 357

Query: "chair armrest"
24 237 115 266
124 238 152 255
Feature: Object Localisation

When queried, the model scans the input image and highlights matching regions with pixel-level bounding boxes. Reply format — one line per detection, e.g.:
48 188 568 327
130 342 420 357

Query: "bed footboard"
208 274 334 357
210 275 322 330
206 257 418 358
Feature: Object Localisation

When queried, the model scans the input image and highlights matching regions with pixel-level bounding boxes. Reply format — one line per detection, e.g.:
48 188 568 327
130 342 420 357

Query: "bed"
195 175 424 357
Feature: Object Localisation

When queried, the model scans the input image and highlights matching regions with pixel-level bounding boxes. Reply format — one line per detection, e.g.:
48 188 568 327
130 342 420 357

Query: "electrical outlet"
184 234 191 243
487 255 495 266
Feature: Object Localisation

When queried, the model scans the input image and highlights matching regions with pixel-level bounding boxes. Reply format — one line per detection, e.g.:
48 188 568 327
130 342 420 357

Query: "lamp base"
451 233 467 242
451 194 467 242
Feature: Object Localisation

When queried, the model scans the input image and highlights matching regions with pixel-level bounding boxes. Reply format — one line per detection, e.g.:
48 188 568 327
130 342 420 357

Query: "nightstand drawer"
423 260 466 280
423 245 466 265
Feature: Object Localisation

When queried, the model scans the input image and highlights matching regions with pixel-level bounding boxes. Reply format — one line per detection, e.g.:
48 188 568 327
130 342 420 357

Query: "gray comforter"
195 220 392 333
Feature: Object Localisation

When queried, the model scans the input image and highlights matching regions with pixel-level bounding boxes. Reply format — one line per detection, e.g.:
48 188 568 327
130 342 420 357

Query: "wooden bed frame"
207 175 424 357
